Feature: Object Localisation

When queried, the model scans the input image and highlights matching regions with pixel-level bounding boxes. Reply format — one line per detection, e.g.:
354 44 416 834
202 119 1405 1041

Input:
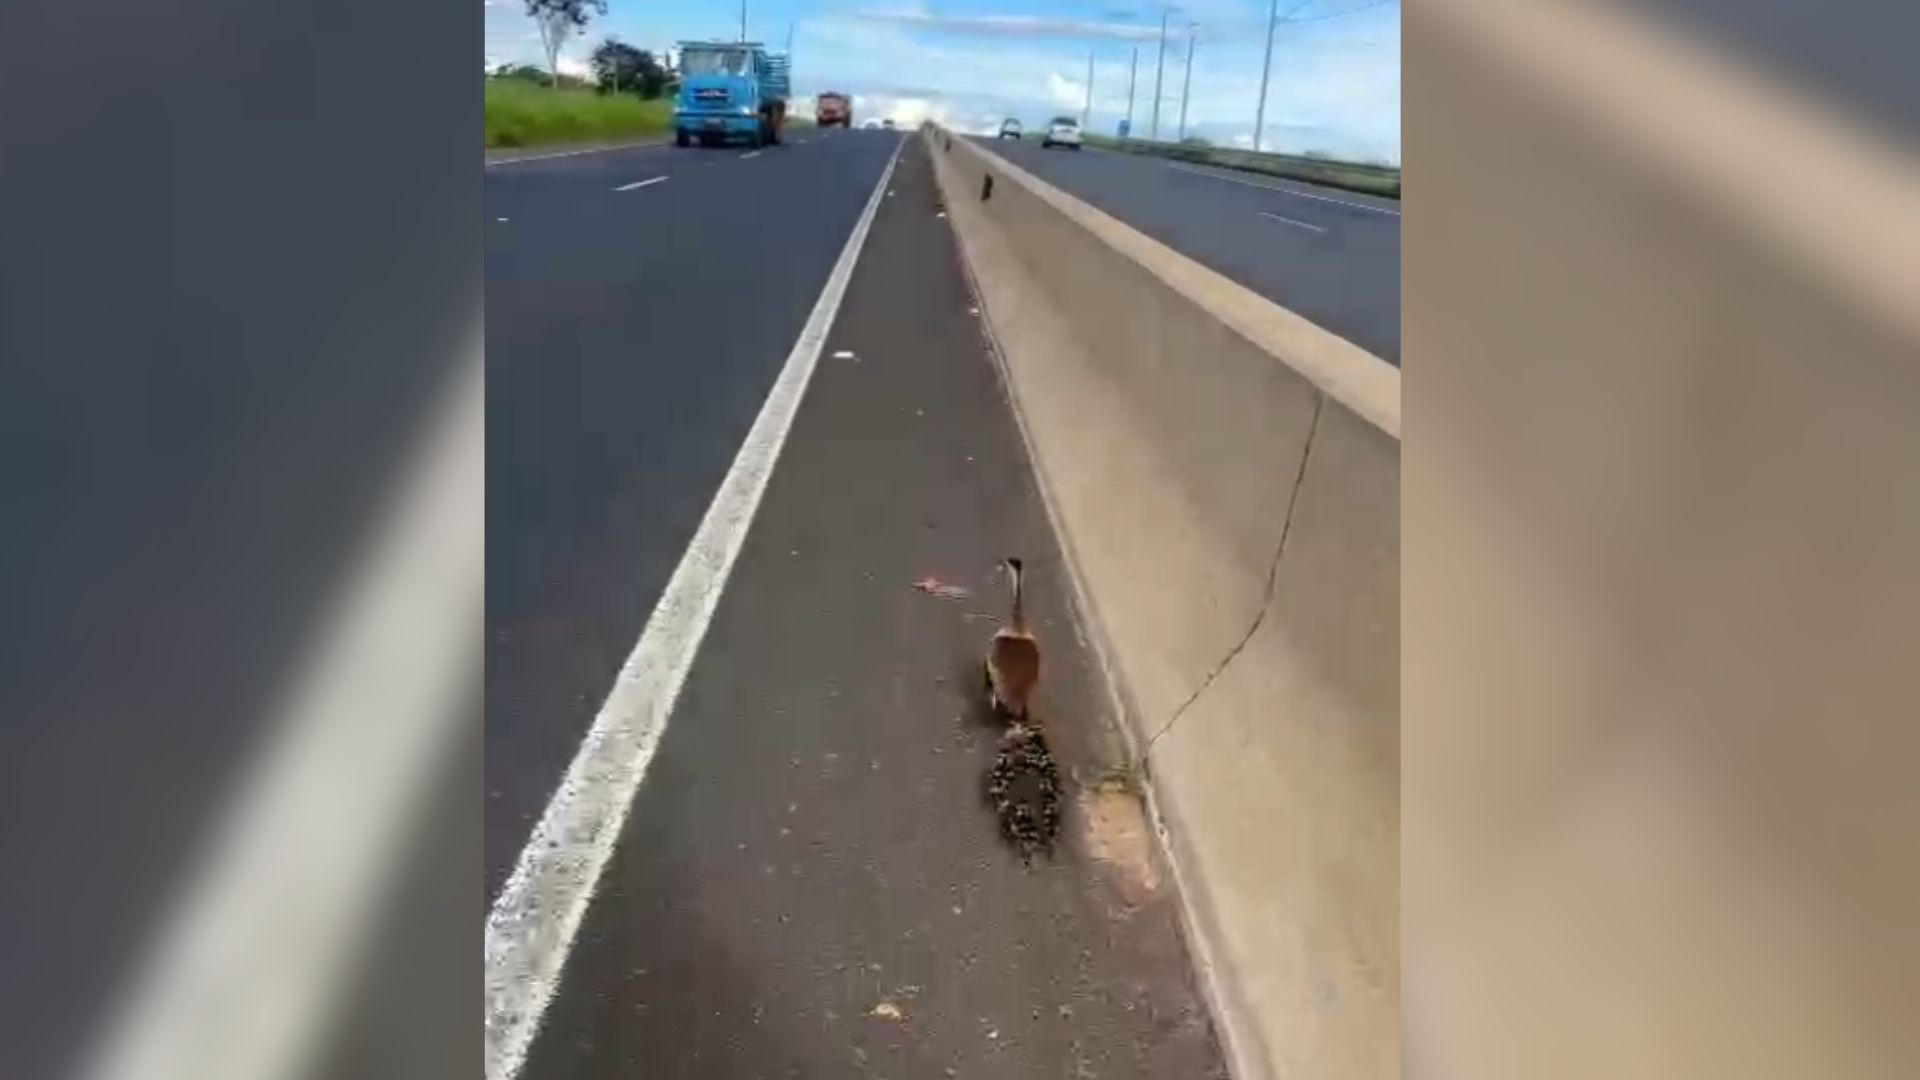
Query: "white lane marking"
1169 161 1401 217
613 176 669 192
81 346 483 1080
482 136 905 1080
1259 211 1326 234
486 141 667 167
741 150 762 160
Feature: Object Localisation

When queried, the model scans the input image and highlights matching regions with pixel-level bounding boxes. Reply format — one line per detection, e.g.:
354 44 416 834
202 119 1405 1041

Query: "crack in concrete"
1142 392 1325 762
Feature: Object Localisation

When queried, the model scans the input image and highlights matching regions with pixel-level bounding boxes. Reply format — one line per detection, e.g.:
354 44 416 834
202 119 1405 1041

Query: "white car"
1041 116 1082 149
998 118 1023 140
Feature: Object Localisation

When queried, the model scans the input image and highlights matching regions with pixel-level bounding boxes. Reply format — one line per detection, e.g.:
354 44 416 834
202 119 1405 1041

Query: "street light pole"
1083 48 1095 127
1254 0 1278 151
1150 10 1168 140
1177 30 1194 141
1126 46 1138 135
739 0 747 41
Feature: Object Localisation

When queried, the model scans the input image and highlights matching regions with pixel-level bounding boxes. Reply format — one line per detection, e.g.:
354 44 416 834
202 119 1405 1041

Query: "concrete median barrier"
926 129 1400 1080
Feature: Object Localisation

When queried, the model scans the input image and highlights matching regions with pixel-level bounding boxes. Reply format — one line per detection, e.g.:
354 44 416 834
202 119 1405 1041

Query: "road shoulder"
518 136 1228 1080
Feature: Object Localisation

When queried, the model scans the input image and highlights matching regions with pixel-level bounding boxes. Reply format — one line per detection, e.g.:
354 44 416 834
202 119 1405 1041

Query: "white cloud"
833 93 1000 134
856 7 1185 43
854 0 1399 46
1045 72 1087 111
723 3 1398 162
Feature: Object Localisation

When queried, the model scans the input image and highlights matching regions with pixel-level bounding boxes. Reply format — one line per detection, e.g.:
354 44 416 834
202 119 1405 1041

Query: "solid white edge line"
1259 210 1327 233
1169 161 1401 216
613 176 670 192
482 135 906 1080
486 141 667 167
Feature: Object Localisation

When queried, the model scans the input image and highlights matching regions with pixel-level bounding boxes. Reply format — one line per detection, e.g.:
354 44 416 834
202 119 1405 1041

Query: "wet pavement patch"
1080 784 1162 908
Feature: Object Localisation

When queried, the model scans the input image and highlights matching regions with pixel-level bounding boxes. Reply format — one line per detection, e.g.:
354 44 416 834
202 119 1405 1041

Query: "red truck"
816 92 852 128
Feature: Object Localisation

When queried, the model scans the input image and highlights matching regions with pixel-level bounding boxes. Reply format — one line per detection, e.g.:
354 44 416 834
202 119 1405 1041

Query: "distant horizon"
484 0 1400 163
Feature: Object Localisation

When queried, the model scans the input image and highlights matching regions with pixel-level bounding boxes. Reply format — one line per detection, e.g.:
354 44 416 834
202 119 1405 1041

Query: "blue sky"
484 0 1399 162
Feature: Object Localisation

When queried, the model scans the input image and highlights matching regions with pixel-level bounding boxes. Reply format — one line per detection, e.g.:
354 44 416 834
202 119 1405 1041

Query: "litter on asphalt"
912 577 971 601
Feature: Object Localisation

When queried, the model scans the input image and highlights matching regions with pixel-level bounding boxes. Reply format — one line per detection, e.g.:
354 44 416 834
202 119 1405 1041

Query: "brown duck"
985 557 1041 722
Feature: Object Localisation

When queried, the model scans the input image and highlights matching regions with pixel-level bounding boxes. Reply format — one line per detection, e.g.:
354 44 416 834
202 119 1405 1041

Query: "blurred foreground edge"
77 352 482 1080
1407 3 1919 1079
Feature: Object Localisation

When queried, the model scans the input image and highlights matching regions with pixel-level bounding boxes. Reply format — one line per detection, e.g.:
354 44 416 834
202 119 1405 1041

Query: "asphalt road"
487 132 1226 1077
981 137 1402 365
484 129 901 902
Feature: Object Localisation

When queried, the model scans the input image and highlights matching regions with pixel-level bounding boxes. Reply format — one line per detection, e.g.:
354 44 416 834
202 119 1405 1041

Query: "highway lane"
503 134 1227 1080
981 137 1402 365
484 132 1228 1078
484 128 901 902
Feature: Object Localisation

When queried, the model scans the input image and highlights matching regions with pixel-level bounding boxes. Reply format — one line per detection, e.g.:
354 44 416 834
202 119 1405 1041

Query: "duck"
984 557 1041 723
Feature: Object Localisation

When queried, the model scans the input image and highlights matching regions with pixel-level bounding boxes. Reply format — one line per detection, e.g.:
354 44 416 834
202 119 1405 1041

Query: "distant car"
1041 116 1082 149
862 119 880 129
882 118 896 130
998 118 1023 139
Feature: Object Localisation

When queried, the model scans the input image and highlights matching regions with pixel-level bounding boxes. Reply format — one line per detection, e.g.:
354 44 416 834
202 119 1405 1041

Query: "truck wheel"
675 129 689 148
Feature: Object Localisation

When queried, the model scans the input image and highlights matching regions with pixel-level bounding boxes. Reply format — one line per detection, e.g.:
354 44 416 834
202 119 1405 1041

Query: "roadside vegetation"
488 0 674 150
485 37 675 149
1085 134 1400 200
485 78 672 147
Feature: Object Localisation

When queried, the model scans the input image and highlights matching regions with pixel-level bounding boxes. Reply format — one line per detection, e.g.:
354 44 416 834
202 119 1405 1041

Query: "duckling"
984 557 1041 722
985 725 1062 864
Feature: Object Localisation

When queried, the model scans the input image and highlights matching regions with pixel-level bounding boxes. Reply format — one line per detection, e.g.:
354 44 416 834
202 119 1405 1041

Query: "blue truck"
673 41 791 149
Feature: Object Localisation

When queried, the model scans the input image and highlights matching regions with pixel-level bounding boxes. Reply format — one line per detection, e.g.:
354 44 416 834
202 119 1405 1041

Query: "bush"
490 63 591 89
484 78 674 147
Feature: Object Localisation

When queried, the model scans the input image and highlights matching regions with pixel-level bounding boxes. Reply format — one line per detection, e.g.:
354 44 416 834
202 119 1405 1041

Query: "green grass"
1082 134 1400 200
484 79 675 148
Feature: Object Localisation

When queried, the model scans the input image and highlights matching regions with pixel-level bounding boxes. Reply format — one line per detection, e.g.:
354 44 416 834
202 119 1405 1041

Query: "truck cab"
674 41 790 148
816 92 852 129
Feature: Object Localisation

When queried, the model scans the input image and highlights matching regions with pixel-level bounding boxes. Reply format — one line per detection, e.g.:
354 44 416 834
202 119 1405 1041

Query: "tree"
524 0 607 90
591 39 642 93
589 39 667 97
636 51 668 99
